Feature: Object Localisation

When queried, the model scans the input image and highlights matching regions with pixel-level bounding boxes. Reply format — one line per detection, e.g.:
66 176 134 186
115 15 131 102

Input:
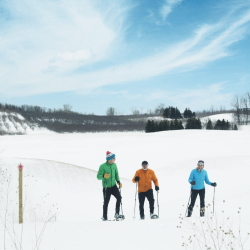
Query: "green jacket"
97 162 120 188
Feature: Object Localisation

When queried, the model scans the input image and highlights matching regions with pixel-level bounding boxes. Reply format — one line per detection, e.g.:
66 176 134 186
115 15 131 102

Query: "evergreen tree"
170 120 174 130
157 121 164 131
206 119 213 130
183 108 188 118
185 118 202 129
183 108 196 118
163 106 182 119
214 119 222 130
163 107 170 118
145 120 152 133
163 120 170 130
221 119 226 130
151 120 156 132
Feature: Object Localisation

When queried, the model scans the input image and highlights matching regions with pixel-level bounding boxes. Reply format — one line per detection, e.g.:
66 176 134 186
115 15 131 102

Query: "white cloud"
0 2 250 98
160 0 184 21
56 49 94 62
0 0 129 75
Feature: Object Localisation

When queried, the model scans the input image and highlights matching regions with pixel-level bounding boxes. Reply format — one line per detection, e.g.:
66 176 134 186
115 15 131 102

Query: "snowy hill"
1 129 250 249
0 111 55 135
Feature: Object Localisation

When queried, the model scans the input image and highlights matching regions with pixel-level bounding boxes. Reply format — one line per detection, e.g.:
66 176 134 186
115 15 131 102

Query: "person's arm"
205 171 212 185
132 171 139 183
188 170 194 183
97 165 105 180
115 164 120 182
152 171 159 187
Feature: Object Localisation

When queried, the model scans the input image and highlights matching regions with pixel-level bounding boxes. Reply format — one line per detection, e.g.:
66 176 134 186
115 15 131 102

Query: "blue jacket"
188 169 212 190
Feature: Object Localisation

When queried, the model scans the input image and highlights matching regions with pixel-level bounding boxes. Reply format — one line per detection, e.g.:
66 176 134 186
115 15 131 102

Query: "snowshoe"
114 213 125 221
150 214 159 219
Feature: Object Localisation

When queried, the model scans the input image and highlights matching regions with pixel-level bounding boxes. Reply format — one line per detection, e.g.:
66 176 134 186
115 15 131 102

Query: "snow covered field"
0 128 250 249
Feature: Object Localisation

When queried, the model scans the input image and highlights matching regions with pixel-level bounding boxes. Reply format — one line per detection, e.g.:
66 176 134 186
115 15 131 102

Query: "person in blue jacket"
187 160 217 217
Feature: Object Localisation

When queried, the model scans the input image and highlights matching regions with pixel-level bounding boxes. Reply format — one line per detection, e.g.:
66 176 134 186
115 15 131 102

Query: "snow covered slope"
200 113 234 122
0 129 250 249
0 111 55 135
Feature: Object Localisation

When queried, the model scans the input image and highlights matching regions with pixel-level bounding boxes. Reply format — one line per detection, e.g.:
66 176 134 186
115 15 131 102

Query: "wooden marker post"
18 163 24 224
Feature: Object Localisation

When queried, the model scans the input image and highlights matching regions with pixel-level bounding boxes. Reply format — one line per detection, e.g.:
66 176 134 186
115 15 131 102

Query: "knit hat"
197 160 204 165
142 161 148 165
106 151 116 161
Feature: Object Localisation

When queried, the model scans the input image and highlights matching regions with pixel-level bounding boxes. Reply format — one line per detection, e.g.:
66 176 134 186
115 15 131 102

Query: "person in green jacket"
97 151 122 221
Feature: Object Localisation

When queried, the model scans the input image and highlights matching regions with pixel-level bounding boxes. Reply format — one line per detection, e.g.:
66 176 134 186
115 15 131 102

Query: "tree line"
145 119 184 132
0 103 75 114
145 118 237 133
162 106 195 119
205 119 238 130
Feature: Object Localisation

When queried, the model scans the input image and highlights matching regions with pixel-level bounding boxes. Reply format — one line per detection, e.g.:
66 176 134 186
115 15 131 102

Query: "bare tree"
106 107 116 116
131 107 140 116
63 104 72 113
231 95 241 124
241 96 249 125
154 103 165 115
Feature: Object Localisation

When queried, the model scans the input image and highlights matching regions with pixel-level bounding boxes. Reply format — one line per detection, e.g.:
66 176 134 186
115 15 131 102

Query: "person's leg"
111 185 122 214
145 189 155 214
103 188 112 220
138 192 146 218
199 189 205 216
187 189 199 217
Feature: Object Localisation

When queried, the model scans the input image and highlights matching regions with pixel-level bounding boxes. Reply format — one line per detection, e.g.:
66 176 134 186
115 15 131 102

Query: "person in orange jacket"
132 161 159 219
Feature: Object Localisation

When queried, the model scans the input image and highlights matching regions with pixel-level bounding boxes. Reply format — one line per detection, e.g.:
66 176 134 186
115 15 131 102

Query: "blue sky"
0 0 250 115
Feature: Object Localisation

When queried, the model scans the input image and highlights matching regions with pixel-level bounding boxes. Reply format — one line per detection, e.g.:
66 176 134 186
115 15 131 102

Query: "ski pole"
133 182 138 219
213 186 215 216
185 189 192 217
157 191 159 218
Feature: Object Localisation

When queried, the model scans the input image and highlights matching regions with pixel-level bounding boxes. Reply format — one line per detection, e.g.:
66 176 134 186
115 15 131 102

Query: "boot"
102 214 108 221
200 207 205 217
187 205 193 217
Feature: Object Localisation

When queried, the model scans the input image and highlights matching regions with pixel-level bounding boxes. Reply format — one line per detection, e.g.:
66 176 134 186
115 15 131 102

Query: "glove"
103 173 110 179
117 181 122 188
155 186 159 191
211 182 217 187
190 181 196 185
135 176 140 181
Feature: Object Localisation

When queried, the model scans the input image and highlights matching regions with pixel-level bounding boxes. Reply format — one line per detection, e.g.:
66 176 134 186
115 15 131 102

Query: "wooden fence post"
18 163 24 224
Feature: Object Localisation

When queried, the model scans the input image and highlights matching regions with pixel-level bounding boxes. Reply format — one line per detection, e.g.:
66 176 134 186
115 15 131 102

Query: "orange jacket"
132 169 159 193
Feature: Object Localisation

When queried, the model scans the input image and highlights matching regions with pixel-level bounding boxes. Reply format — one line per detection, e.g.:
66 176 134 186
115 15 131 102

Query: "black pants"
103 185 121 218
138 189 154 216
188 188 205 214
